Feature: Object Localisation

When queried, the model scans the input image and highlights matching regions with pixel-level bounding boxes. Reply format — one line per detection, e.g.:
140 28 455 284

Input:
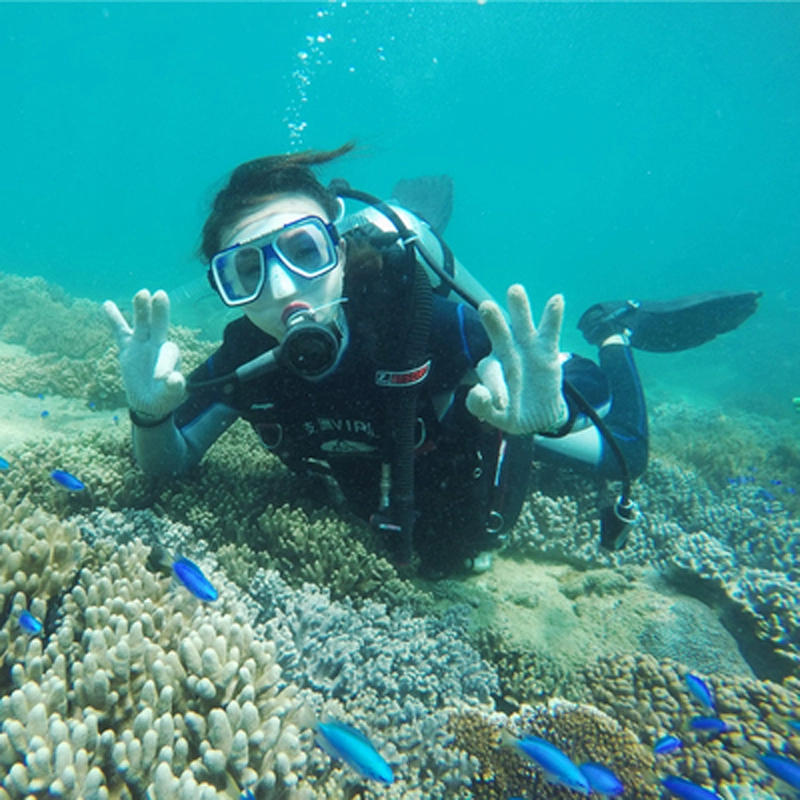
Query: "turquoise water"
2 2 798 414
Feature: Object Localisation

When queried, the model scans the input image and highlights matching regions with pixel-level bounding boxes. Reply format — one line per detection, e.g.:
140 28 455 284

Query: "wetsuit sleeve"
534 344 648 480
131 318 272 476
132 403 239 476
426 298 491 393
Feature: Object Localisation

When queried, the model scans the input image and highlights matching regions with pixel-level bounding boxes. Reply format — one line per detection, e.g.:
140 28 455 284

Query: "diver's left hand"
466 285 569 435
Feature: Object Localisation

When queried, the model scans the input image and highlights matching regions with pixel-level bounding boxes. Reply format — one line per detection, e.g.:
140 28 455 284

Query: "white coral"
0 535 315 799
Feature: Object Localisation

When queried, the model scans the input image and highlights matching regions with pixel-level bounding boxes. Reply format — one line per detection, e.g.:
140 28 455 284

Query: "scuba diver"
104 143 761 577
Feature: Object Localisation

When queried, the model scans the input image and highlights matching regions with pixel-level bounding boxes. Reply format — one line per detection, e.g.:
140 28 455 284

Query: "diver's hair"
199 141 356 262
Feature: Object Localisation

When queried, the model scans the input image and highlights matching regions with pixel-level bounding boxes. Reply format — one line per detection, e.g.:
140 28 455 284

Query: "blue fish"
662 776 723 800
512 735 590 794
50 469 85 492
239 790 255 800
41 410 49 418
316 720 394 784
690 716 729 734
685 674 715 711
653 734 683 755
759 752 800 790
579 762 624 796
0 457 8 470
172 557 218 602
18 610 42 635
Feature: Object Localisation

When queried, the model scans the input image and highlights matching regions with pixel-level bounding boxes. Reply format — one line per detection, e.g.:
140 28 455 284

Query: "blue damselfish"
172 557 218 602
316 720 394 784
578 762 624 796
0 457 9 470
662 776 723 800
512 735 590 794
685 673 715 711
18 610 43 635
50 469 85 491
759 752 800 790
653 734 683 755
690 717 729 734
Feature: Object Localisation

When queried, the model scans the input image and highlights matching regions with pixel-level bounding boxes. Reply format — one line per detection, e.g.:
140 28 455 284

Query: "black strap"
129 409 174 428
334 181 435 565
380 257 433 565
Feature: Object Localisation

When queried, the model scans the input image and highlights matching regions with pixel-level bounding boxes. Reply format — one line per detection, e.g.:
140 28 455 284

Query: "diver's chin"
243 309 284 341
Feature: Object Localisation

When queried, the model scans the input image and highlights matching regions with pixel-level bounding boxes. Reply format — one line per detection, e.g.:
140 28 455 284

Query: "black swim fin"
391 175 454 235
578 290 762 352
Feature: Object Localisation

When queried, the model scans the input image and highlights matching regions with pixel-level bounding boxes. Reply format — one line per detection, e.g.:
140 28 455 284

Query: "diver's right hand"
103 289 186 419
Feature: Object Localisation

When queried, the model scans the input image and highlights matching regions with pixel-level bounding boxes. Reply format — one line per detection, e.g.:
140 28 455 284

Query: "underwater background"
2 3 800 800
2 2 798 415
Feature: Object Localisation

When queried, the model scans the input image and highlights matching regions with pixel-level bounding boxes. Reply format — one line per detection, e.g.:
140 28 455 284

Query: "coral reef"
577 653 800 794
473 627 577 708
67 508 490 798
4 274 800 798
649 401 800 508
249 569 494 797
0 272 217 408
451 699 657 800
0 418 418 607
505 442 800 676
253 504 420 606
0 500 85 674
0 514 317 799
639 457 800 676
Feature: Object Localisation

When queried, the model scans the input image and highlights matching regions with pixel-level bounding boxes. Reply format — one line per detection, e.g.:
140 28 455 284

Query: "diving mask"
209 216 341 307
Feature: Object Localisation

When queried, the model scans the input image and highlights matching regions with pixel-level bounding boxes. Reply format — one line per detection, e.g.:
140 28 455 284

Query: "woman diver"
104 142 760 576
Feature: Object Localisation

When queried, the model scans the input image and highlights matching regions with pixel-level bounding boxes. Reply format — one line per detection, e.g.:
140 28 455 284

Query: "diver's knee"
601 438 648 481
626 440 649 480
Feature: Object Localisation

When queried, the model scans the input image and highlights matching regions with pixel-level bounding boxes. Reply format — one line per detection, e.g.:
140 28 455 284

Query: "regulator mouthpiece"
278 305 344 380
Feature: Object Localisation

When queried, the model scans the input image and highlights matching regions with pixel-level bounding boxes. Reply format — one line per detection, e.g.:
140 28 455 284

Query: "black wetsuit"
166 295 648 574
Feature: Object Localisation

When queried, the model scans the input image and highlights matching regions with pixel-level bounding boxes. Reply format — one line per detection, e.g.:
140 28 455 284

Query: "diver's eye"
278 227 332 274
233 247 263 292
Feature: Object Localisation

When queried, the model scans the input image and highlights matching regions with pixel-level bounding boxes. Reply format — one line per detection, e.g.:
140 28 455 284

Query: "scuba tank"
337 199 496 310
334 186 639 554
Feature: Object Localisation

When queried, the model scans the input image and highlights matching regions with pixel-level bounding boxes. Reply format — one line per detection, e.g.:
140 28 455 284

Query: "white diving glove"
103 289 187 421
466 284 569 436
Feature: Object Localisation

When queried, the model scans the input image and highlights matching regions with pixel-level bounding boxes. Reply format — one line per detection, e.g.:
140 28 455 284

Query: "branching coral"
576 653 800 793
254 503 420 606
451 700 657 800
0 531 319 799
0 272 217 408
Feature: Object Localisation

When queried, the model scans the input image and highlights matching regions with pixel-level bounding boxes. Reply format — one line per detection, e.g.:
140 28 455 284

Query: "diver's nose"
268 262 297 300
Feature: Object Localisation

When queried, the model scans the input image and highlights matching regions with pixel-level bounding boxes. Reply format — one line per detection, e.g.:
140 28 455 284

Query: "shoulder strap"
335 185 433 566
